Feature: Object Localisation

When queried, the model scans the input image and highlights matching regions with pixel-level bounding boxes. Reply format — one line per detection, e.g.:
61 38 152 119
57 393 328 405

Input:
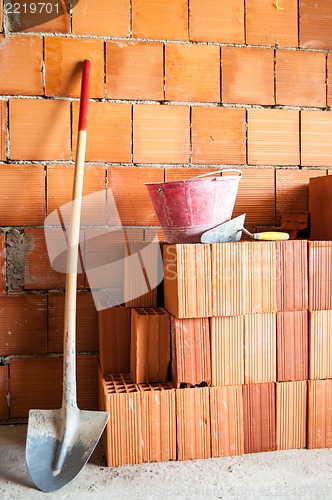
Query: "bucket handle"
186 168 242 180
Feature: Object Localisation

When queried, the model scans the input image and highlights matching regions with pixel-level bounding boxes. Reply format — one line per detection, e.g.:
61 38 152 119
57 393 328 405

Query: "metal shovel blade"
26 407 109 493
201 214 246 243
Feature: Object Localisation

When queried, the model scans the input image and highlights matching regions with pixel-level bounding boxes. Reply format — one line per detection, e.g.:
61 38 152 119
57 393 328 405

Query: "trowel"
200 214 289 243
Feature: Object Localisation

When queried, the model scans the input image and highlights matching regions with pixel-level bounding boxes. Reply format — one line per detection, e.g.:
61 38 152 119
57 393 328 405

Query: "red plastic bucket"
146 169 242 243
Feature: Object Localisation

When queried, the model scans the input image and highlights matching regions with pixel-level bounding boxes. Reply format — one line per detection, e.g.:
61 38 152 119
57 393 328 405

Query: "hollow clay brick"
222 47 274 105
243 382 276 454
302 111 332 167
24 228 84 290
132 0 188 40
163 244 212 318
165 44 220 103
248 109 299 166
10 99 71 161
48 292 98 354
309 310 332 380
0 101 6 161
307 380 332 449
47 164 106 226
210 316 244 387
276 381 307 451
176 387 211 461
0 365 9 421
98 306 131 375
108 167 164 226
106 41 164 101
308 241 332 311
276 168 326 225
328 54 332 107
309 175 332 240
244 313 276 384
10 355 99 419
99 372 142 466
0 35 43 95
0 232 5 295
192 107 246 164
139 382 176 463
131 308 170 384
246 0 298 47
171 317 211 387
133 105 190 164
0 295 47 356
72 102 132 163
300 1 332 49
210 385 244 458
276 240 308 312
45 37 104 98
0 165 44 226
276 50 326 107
190 0 244 43
277 311 308 382
72 0 130 36
7 2 70 33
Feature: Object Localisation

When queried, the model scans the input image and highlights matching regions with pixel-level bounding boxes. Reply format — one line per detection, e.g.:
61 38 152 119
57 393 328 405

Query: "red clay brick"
0 365 9 421
210 385 244 458
308 379 332 449
248 109 299 166
98 306 131 375
0 165 44 226
132 0 188 40
276 381 307 450
45 37 104 98
301 111 332 167
0 232 5 295
244 313 276 384
0 35 43 95
108 167 164 226
133 105 190 164
176 387 211 461
24 228 84 290
165 44 220 102
72 101 132 163
0 101 6 160
300 0 332 49
106 41 164 100
72 0 130 36
192 107 246 164
190 0 244 43
47 164 106 226
246 0 298 46
10 355 99 419
48 292 98 354
277 311 308 382
222 47 274 105
276 168 326 224
327 54 332 107
309 175 332 240
243 382 276 454
0 295 47 355
309 310 332 380
10 99 70 161
276 50 326 107
171 317 211 387
6 2 70 33
131 308 170 384
309 241 332 311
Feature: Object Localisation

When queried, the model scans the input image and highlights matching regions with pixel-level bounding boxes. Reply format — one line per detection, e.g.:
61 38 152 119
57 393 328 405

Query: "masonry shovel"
26 60 109 493
201 214 289 243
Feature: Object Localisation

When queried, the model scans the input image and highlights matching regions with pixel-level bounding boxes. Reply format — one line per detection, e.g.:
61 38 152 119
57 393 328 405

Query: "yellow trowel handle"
253 231 289 241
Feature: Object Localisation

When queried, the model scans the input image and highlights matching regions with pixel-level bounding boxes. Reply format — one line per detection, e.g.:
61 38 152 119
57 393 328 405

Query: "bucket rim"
145 175 241 188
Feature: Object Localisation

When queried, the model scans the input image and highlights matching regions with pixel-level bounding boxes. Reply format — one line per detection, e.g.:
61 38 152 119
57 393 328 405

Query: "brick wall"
0 0 332 421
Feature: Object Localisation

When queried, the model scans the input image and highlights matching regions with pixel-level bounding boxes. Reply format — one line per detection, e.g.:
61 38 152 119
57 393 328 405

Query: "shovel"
201 214 289 243
26 60 109 493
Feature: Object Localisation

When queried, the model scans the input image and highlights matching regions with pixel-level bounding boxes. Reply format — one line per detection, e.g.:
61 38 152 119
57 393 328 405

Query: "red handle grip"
78 59 91 132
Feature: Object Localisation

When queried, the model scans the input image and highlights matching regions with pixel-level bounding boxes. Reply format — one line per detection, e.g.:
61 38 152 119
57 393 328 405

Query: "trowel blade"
200 214 246 243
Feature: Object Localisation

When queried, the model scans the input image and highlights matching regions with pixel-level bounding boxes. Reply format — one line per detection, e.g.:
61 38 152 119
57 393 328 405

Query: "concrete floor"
1 424 332 499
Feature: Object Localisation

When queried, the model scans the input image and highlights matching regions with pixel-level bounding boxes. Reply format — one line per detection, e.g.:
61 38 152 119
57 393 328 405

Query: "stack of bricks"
2 0 332 429
98 238 332 465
